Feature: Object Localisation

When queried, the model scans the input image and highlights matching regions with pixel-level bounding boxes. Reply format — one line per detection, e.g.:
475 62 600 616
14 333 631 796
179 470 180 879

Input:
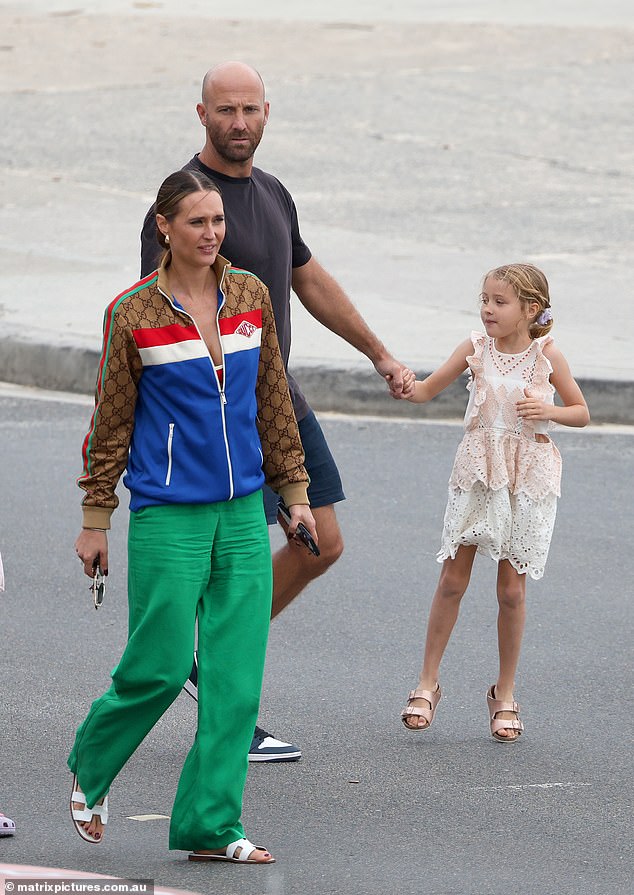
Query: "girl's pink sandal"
401 685 441 730
487 685 524 742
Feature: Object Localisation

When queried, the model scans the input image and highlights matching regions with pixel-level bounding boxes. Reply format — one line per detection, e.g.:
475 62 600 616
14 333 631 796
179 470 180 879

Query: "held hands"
375 356 416 399
75 529 109 578
387 366 417 400
400 368 417 399
516 388 551 421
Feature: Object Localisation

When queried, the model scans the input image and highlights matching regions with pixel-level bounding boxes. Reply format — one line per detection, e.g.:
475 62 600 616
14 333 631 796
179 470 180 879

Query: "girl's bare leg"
492 559 527 739
404 546 477 729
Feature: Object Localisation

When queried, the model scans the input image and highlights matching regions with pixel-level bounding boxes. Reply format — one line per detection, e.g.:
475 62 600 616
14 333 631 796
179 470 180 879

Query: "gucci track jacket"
78 255 308 529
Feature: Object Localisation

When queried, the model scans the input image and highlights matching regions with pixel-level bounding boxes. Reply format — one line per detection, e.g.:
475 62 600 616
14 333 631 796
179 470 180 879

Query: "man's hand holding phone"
277 502 320 556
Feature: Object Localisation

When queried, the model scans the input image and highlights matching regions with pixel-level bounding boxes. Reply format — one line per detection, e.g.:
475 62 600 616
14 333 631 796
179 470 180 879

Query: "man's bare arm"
292 257 406 395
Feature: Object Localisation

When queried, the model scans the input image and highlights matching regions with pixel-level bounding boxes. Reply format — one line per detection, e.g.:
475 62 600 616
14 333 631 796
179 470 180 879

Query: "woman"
70 169 316 865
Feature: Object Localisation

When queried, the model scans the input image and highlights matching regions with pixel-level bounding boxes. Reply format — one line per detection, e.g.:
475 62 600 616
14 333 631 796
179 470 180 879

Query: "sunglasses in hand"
90 563 106 610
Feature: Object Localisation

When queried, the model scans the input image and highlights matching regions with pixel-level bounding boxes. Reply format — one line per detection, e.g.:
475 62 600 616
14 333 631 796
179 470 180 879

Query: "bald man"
141 62 408 762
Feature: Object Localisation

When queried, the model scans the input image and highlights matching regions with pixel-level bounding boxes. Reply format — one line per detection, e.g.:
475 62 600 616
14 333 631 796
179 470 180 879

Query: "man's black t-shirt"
140 155 312 419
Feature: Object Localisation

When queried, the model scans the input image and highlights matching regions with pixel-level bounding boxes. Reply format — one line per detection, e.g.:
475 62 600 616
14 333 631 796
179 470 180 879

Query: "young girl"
400 263 589 741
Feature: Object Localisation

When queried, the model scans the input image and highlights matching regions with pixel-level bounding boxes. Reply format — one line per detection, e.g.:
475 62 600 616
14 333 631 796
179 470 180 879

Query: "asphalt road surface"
0 388 632 895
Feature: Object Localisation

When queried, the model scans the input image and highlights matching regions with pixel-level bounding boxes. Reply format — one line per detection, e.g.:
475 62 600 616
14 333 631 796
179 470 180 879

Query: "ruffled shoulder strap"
530 335 555 394
470 329 487 350
463 331 488 428
466 330 487 368
533 334 554 367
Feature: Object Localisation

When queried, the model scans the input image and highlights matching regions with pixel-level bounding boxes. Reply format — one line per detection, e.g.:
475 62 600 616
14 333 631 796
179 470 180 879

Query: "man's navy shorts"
262 409 346 524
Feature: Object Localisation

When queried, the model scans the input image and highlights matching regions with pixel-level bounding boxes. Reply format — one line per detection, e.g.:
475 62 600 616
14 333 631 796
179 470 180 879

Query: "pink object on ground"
0 814 15 836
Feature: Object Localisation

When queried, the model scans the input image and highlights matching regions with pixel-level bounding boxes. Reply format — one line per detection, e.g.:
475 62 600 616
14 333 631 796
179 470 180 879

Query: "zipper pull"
220 390 227 405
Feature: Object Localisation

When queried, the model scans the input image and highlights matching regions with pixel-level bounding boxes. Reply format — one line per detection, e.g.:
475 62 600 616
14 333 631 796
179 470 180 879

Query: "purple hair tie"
537 308 552 326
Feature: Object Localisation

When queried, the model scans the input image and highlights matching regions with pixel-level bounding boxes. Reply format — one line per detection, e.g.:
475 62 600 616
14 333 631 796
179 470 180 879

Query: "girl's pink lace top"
449 332 562 500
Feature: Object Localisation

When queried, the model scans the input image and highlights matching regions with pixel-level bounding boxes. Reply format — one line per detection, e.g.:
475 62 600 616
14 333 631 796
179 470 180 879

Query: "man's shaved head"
202 62 265 104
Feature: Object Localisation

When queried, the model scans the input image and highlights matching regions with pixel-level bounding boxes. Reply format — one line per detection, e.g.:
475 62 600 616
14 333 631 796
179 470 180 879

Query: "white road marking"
471 782 592 792
127 814 170 821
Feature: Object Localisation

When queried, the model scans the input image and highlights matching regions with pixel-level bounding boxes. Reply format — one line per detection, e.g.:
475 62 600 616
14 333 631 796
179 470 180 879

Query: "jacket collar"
156 252 231 298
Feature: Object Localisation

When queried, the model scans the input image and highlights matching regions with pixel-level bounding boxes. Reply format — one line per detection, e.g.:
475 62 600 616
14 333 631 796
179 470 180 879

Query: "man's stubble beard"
208 125 264 165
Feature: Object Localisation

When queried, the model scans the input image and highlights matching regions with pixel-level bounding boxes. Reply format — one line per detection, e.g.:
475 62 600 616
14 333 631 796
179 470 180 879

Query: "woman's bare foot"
190 837 275 863
70 777 107 842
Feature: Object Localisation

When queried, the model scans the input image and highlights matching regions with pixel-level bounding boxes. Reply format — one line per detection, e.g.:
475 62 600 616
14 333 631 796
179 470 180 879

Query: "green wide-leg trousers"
68 492 272 851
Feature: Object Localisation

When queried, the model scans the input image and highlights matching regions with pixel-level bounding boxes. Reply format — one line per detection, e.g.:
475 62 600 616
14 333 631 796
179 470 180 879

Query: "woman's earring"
164 234 170 245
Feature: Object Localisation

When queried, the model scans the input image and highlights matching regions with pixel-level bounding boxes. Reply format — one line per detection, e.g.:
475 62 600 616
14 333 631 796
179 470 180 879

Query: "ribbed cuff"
278 482 309 508
81 506 113 530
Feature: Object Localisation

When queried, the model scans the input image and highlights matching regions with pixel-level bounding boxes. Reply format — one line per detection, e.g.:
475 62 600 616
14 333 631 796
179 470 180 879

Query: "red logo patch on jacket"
235 320 258 338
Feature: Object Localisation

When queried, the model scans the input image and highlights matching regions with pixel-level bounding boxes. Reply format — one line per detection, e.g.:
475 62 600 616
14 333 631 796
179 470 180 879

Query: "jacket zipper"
165 422 175 486
159 279 233 498
214 278 233 496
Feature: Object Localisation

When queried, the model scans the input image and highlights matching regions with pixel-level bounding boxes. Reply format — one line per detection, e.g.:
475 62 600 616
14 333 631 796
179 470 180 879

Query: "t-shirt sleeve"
289 198 312 269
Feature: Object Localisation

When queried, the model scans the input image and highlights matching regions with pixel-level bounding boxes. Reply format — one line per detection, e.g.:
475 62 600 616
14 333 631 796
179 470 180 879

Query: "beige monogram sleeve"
79 307 141 528
255 282 309 505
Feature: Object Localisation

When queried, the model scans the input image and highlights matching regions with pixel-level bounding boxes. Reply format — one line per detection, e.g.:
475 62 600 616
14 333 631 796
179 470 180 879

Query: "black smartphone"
277 502 320 556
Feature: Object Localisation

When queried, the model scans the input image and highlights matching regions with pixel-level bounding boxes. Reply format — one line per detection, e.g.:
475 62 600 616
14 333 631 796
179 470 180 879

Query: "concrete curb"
293 363 634 425
1 338 632 424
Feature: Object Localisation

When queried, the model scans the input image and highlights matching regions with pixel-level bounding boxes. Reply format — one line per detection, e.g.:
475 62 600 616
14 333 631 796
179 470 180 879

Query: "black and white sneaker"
183 654 300 762
183 652 198 701
248 726 301 762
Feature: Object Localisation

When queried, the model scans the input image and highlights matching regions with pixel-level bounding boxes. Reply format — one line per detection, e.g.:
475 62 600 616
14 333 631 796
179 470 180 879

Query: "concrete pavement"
1 2 633 422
